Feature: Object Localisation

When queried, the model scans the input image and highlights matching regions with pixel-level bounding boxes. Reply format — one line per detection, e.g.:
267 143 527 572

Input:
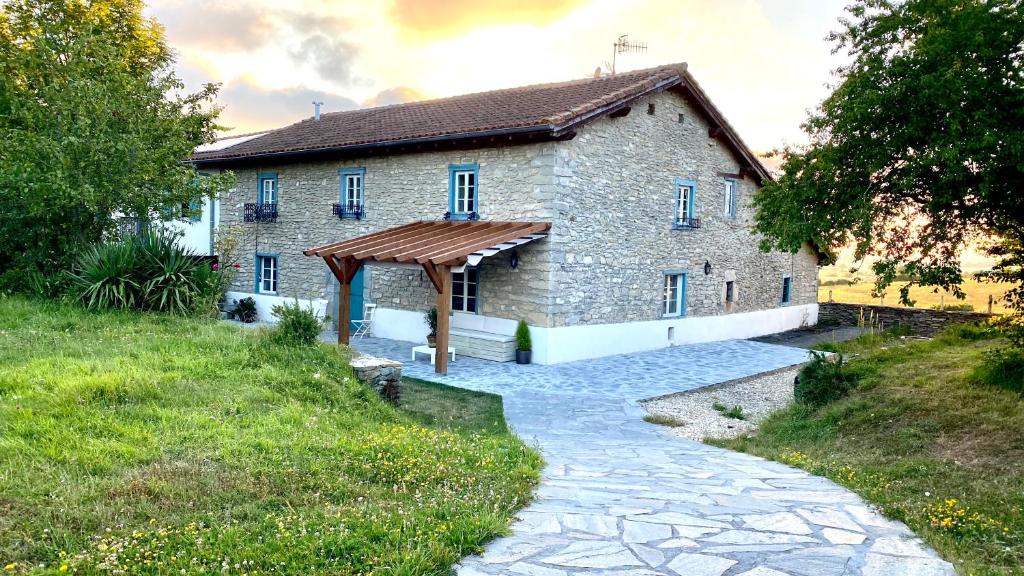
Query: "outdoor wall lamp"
510 250 520 270
704 260 712 275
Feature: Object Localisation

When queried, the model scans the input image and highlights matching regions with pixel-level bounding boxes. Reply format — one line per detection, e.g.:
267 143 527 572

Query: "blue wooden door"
349 267 364 331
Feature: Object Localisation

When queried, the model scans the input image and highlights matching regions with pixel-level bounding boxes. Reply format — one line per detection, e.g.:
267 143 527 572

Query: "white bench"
411 345 455 364
449 329 516 362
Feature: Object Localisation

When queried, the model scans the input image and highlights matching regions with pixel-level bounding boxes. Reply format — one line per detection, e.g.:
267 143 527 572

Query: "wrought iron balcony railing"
243 203 278 223
673 216 701 230
333 203 365 220
443 210 480 221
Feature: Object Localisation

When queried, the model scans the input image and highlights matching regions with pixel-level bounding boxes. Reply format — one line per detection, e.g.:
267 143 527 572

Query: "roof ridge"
310 62 688 121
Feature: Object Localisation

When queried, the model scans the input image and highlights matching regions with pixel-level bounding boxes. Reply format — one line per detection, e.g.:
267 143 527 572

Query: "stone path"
352 337 954 576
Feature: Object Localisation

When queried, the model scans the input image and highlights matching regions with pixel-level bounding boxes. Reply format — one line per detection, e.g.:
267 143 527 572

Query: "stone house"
192 63 819 365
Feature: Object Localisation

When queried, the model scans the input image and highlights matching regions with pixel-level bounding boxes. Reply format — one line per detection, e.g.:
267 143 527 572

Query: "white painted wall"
160 196 217 256
224 291 329 323
369 303 817 365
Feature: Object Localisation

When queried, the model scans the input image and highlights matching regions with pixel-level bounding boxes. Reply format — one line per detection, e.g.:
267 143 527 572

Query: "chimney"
313 101 323 121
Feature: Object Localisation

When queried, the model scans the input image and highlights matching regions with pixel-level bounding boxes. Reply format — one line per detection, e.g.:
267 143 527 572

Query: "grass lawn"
0 296 541 575
711 328 1024 576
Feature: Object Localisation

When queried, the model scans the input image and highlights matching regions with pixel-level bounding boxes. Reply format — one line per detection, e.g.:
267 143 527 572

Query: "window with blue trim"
188 198 202 222
781 275 792 305
724 179 737 218
340 168 364 209
448 164 479 219
258 173 278 205
662 272 687 317
674 179 697 228
256 254 279 294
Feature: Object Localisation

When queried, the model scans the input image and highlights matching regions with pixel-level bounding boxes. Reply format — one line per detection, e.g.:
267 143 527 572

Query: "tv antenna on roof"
611 34 646 76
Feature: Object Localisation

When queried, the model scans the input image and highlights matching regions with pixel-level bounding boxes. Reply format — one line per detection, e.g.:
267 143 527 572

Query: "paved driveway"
353 338 953 576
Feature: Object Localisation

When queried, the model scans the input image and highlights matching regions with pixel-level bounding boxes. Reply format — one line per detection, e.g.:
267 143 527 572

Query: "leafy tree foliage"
754 0 1024 311
0 0 230 292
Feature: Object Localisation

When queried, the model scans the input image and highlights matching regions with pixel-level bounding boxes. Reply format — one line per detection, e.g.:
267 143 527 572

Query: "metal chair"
351 303 376 339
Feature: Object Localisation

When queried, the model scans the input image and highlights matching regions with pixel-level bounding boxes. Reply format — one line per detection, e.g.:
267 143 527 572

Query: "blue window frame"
258 172 278 205
724 178 737 219
255 253 279 295
339 167 365 212
448 163 479 219
781 274 792 305
662 270 687 317
188 198 202 222
673 178 697 228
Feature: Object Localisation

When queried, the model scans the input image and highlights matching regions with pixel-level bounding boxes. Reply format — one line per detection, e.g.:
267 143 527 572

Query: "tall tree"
0 0 228 291
753 0 1024 314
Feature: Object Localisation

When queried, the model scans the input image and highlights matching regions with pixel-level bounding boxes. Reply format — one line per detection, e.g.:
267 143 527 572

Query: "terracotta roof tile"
193 64 685 162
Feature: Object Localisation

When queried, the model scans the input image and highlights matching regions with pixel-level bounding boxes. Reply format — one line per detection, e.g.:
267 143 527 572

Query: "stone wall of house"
819 302 993 336
218 143 559 324
547 89 819 327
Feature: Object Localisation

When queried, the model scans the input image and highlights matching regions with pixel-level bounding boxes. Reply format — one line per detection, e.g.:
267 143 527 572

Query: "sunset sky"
147 0 849 153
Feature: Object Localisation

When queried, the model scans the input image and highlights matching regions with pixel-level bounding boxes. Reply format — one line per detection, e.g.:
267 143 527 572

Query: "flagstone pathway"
352 338 954 576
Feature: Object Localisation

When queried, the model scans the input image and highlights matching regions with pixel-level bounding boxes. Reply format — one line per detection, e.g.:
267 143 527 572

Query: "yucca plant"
136 232 202 315
71 241 142 310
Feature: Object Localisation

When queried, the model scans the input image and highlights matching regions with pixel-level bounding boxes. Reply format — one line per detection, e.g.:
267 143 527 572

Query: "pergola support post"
325 256 362 346
434 264 452 374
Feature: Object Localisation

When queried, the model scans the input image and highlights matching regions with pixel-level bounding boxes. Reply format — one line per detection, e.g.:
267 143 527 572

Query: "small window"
662 273 686 317
339 168 365 216
188 198 202 222
674 179 697 228
647 103 656 115
724 179 737 218
452 268 478 313
726 281 735 303
781 275 792 305
258 173 278 205
677 113 685 123
256 254 279 295
448 164 479 219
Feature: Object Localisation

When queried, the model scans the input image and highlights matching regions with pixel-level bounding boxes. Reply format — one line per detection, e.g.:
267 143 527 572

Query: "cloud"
288 34 359 87
216 78 359 134
148 1 273 51
390 0 586 38
362 86 427 108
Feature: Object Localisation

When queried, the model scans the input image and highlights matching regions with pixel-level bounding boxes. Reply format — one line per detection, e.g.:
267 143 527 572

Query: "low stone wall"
350 355 402 403
818 302 993 336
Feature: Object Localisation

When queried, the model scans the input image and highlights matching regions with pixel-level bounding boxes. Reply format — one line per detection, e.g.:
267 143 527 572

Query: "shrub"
795 352 858 407
234 297 258 323
515 320 531 352
970 348 1024 395
941 322 998 342
69 232 220 315
931 303 975 312
71 241 142 310
424 307 438 338
270 300 323 346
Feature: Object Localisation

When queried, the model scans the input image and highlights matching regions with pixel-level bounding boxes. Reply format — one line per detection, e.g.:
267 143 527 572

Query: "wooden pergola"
304 220 551 374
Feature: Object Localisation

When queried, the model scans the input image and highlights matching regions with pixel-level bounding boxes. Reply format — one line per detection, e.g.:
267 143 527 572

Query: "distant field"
819 276 1014 314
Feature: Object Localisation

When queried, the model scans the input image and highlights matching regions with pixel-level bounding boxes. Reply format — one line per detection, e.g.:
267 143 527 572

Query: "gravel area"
641 365 804 441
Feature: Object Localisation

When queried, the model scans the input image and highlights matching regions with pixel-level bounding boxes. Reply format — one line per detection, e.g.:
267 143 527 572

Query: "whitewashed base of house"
372 304 819 365
224 291 330 323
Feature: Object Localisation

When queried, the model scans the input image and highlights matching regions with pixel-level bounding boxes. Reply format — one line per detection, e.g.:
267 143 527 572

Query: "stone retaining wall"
818 302 994 336
350 355 402 403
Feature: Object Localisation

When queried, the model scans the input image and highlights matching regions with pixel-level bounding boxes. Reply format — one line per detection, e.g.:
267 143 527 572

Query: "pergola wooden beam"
305 220 551 375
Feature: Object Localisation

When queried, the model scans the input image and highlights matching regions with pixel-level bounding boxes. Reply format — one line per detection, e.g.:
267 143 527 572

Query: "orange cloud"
390 0 587 38
362 86 428 108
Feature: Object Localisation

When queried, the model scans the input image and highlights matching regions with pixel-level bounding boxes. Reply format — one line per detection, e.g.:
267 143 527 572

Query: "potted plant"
515 320 532 364
424 306 438 348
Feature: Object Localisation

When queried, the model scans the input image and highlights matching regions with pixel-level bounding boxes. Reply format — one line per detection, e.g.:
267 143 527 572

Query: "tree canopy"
753 0 1024 312
0 0 229 292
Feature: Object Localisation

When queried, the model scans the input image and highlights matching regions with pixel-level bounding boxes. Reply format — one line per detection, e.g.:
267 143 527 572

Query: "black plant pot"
515 350 532 365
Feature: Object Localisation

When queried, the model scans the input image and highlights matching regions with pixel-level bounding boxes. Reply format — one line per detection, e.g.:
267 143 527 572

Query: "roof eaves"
191 123 556 165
